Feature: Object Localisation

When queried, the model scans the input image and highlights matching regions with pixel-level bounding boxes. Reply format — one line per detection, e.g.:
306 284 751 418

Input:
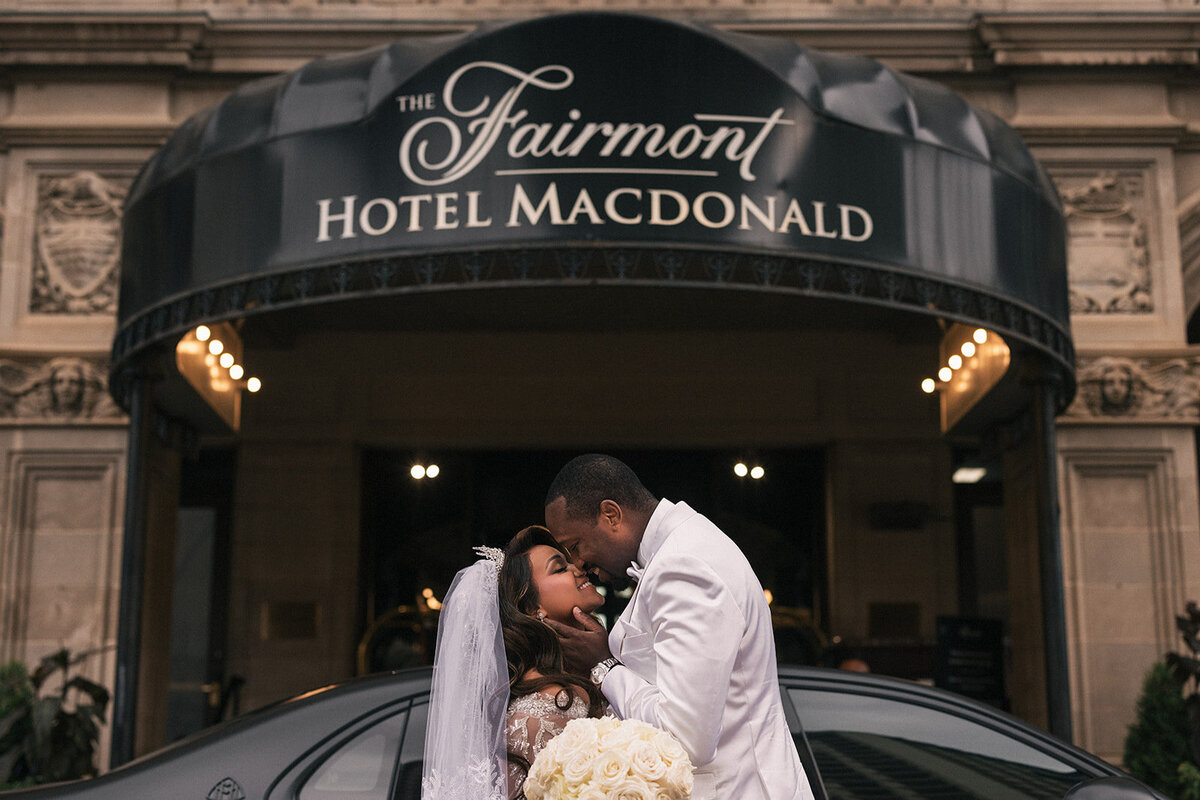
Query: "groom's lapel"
618 502 690 629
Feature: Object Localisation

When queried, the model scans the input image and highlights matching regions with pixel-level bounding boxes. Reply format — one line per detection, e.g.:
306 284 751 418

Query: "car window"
392 701 428 800
298 710 409 800
789 688 1089 800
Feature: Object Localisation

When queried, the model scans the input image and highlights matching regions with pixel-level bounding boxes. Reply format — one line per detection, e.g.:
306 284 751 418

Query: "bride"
422 525 608 800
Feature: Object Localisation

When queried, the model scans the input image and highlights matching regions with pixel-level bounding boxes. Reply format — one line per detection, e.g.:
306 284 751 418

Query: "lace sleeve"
505 689 590 799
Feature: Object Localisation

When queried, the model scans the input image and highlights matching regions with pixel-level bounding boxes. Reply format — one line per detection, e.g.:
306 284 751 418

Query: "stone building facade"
3 0 1200 769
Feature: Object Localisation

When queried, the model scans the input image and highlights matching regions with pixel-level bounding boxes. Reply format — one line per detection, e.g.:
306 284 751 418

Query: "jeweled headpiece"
472 545 504 570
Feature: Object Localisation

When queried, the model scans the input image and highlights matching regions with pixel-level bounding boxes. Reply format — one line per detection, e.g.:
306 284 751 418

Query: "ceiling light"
948 354 963 370
246 377 262 393
921 378 936 394
952 467 988 484
411 464 426 479
195 325 211 342
208 339 224 355
734 462 748 477
750 466 765 480
961 342 976 358
426 464 440 479
229 364 244 380
973 328 988 344
938 367 953 382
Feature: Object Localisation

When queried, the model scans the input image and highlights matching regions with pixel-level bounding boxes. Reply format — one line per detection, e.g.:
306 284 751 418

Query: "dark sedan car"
2 666 1167 800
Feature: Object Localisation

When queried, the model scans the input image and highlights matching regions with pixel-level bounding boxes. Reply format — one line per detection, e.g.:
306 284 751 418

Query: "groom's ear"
599 499 622 529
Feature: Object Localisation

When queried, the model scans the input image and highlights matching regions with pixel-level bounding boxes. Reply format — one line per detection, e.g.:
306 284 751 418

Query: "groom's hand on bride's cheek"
545 607 611 674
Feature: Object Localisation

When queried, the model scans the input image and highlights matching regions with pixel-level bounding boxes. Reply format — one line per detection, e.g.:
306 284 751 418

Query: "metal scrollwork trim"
110 246 1075 406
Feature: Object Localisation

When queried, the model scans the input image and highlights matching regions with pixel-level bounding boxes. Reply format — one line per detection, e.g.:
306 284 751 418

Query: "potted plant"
0 648 110 789
1167 602 1200 798
1126 601 1200 798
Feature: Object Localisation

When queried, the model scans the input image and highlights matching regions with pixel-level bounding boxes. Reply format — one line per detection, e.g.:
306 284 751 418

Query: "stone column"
0 357 128 770
1057 355 1200 762
1044 149 1198 761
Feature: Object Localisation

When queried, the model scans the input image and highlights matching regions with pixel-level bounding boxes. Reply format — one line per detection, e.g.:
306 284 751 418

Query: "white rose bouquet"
523 716 694 800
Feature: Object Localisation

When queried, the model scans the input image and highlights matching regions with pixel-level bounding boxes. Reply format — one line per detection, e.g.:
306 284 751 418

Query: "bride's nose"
567 562 584 576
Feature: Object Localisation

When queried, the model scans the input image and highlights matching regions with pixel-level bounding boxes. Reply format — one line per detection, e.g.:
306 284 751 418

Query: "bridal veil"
421 553 509 800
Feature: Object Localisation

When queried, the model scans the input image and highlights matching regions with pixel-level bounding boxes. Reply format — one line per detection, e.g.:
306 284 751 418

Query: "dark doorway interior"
358 449 826 672
166 447 236 743
948 448 1010 710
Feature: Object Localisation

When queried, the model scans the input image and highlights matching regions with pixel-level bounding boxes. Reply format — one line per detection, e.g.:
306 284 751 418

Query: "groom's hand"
545 607 612 674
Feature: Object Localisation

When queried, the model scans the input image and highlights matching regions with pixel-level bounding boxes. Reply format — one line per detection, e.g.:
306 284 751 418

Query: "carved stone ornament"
1065 355 1200 420
30 171 129 315
0 357 121 420
1057 171 1153 315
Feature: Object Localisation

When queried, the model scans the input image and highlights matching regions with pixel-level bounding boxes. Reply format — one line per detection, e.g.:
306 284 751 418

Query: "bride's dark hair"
499 525 605 787
499 525 605 715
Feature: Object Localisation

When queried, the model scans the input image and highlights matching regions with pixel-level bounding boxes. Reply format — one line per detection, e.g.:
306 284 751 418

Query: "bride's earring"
537 610 546 621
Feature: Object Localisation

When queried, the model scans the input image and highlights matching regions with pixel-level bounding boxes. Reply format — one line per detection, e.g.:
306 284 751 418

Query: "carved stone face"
1100 365 1134 411
50 364 86 414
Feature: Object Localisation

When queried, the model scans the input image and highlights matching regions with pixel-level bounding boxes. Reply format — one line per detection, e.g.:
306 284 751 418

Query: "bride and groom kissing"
421 454 815 800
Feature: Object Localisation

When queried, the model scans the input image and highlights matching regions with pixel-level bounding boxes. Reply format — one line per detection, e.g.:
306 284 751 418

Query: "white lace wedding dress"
505 688 593 799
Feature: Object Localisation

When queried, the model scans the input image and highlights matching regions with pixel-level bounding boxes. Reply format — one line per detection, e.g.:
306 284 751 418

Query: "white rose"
652 731 688 766
591 749 628 789
535 767 571 800
607 776 655 800
599 720 641 751
627 739 667 782
594 715 621 734
664 760 694 796
527 754 555 788
523 776 544 800
561 747 596 786
530 740 558 772
632 720 661 738
576 787 608 800
527 741 569 798
556 718 601 752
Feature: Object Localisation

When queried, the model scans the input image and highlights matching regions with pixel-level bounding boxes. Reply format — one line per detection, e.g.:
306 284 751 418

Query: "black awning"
114 13 1071 399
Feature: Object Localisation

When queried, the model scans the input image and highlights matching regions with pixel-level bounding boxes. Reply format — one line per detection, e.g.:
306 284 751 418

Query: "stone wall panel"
1044 149 1186 346
1058 440 1190 761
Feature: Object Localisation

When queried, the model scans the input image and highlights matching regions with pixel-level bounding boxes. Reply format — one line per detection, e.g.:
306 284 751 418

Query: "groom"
543 454 815 800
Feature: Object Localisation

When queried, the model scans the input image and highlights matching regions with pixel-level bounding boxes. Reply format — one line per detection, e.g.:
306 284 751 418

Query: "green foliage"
1168 601 1200 767
1125 661 1191 797
0 648 110 789
1125 601 1200 798
1180 762 1200 800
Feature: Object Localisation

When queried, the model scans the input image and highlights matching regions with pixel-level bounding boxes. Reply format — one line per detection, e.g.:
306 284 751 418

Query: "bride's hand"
544 607 612 674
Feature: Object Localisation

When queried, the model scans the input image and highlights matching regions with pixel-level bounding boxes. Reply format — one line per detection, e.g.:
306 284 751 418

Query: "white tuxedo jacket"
601 500 815 800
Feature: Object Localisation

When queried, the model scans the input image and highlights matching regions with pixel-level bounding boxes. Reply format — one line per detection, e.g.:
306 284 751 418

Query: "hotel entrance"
108 13 1074 761
357 448 826 674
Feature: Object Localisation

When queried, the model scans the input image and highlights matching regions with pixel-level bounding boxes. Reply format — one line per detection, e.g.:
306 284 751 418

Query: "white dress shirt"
601 499 816 800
